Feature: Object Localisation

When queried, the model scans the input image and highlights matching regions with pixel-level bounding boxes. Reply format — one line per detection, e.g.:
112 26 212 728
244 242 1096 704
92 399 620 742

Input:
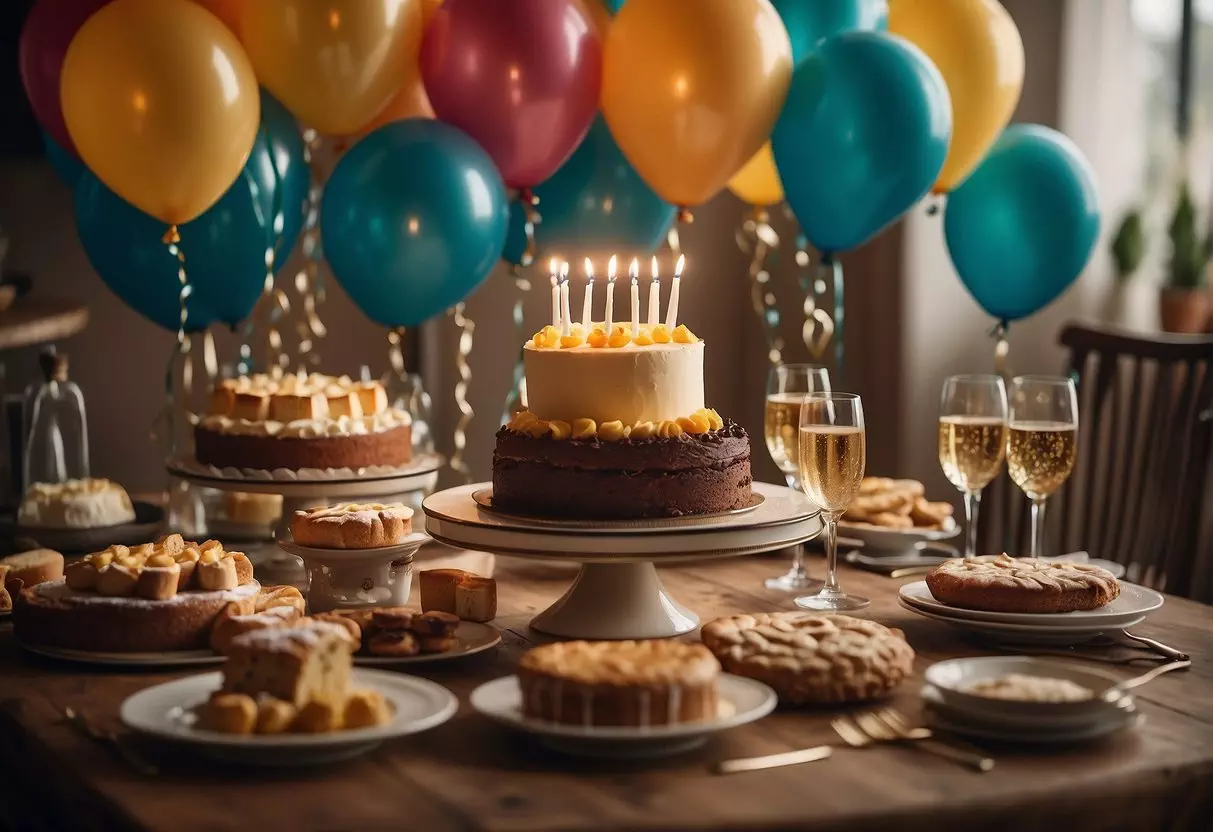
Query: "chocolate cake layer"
194 423 412 471
492 422 752 519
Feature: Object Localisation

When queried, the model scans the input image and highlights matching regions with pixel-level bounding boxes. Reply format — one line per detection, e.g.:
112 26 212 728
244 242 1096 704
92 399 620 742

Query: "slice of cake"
18 479 136 529
221 621 356 707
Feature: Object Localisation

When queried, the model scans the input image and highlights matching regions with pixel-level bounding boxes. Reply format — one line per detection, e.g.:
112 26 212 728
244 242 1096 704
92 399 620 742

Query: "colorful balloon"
889 0 1024 193
602 0 792 207
239 0 424 136
503 115 675 264
945 124 1100 323
321 120 510 328
61 0 260 225
772 32 951 254
42 133 86 189
18 0 110 157
191 0 241 33
421 0 602 190
726 145 784 208
76 92 308 331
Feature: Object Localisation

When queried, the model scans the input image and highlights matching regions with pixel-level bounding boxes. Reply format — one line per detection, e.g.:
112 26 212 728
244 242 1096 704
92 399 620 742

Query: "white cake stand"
166 454 444 543
422 482 822 640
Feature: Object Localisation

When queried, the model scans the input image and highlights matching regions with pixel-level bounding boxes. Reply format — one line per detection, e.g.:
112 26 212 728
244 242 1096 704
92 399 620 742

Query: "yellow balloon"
602 0 792 207
728 143 784 206
61 0 260 225
238 0 424 135
191 0 242 34
888 0 1024 193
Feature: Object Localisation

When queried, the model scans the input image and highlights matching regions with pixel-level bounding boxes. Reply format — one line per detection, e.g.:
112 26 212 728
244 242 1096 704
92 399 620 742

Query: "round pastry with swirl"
925 554 1121 613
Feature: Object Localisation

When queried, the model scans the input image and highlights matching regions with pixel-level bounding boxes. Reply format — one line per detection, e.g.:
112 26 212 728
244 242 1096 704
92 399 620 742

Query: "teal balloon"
772 31 951 254
75 91 308 332
43 132 85 188
321 120 509 327
773 0 888 63
945 124 1100 323
604 0 623 12
503 115 675 264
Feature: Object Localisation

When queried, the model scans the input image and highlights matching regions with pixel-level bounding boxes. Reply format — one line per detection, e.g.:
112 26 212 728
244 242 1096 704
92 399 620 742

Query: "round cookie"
700 612 915 705
924 554 1120 613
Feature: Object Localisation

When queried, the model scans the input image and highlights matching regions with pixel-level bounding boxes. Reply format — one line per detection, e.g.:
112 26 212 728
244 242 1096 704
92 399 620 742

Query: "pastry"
222 621 356 707
0 549 64 588
344 689 391 729
13 537 259 653
197 693 257 735
210 605 300 654
310 612 362 645
224 491 282 527
925 554 1121 613
858 477 896 495
367 630 419 657
370 607 413 632
0 566 11 614
844 478 949 531
196 553 238 591
195 373 413 471
17 479 135 529
454 576 497 623
292 700 344 733
519 640 720 727
416 635 458 654
493 318 752 520
411 610 459 637
331 607 375 631
701 612 915 705
256 584 306 616
291 502 414 549
909 497 954 529
255 697 298 734
419 568 468 613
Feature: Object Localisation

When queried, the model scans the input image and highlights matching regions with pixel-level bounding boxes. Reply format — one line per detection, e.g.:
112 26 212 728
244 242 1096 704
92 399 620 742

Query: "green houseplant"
1160 185 1212 333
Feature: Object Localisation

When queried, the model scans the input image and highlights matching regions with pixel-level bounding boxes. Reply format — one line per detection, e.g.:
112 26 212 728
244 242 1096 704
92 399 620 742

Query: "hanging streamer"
792 229 835 366
291 129 329 371
503 192 539 421
448 302 476 481
991 320 1011 379
237 150 290 376
735 207 784 366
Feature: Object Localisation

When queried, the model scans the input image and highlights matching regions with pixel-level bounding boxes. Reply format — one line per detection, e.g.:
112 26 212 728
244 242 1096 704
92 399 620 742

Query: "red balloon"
19 0 112 156
420 0 602 190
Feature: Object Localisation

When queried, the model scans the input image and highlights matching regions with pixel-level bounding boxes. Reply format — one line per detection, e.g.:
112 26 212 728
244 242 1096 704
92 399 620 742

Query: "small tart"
291 503 414 549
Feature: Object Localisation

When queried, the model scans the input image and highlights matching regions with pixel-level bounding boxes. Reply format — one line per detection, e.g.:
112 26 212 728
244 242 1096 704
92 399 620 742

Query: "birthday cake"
493 259 752 519
195 373 412 472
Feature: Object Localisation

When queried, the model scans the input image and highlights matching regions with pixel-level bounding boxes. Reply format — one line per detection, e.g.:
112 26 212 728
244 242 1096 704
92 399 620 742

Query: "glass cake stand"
422 481 822 639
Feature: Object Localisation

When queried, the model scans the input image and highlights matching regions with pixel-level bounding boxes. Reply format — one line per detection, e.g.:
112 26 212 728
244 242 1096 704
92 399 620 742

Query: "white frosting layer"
18 479 136 529
200 408 411 438
523 341 705 424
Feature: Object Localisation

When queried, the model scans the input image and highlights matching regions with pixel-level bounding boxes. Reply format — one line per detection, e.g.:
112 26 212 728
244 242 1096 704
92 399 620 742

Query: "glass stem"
1029 498 1047 557
823 513 840 595
963 489 982 557
784 473 799 490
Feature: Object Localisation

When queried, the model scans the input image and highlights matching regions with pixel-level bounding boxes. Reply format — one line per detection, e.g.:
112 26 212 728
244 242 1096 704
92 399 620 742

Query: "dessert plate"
899 580 1164 627
836 517 959 551
14 501 165 554
354 621 501 666
922 685 1140 744
121 668 457 766
469 673 777 758
897 599 1144 645
20 642 225 667
470 489 764 531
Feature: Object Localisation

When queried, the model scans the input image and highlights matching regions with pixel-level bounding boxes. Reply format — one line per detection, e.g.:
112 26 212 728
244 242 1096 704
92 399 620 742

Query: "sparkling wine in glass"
795 392 869 611
763 364 830 591
938 375 1008 556
1007 376 1079 557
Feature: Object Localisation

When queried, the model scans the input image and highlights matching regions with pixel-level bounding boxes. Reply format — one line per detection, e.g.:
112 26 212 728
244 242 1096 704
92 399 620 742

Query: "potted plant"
1160 185 1212 333
1104 208 1147 327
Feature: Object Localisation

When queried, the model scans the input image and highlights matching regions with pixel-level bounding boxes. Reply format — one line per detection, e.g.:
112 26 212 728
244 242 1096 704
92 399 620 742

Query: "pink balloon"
19 0 112 156
421 0 602 190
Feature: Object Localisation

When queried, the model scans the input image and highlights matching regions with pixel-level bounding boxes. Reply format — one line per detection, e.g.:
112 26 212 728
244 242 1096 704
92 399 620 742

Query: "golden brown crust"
925 554 1121 613
255 585 306 616
0 550 64 588
290 503 414 549
367 630 419 657
701 612 915 705
210 606 301 655
844 478 952 531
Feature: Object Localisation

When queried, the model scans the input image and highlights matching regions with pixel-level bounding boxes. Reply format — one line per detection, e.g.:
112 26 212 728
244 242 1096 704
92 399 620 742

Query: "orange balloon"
421 0 443 24
577 0 611 37
238 0 424 135
61 0 260 225
191 0 241 34
358 78 434 136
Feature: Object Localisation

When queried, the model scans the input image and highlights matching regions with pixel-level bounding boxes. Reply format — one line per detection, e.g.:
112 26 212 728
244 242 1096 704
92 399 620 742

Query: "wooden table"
1 554 1211 832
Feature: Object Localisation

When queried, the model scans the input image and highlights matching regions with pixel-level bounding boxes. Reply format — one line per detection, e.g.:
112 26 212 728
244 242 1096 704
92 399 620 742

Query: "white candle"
581 258 594 330
629 258 640 337
559 261 572 337
605 255 617 332
665 254 686 330
549 258 560 327
647 256 660 326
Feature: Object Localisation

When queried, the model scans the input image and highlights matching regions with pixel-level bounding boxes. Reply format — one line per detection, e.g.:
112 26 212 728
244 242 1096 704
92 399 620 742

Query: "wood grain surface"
1 552 1211 832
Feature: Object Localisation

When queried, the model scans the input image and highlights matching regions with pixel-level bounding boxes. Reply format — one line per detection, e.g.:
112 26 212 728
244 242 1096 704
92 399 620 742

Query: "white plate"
898 599 1143 645
20 641 225 667
470 674 777 758
354 621 502 666
922 685 1140 744
899 580 1163 627
837 518 959 550
121 669 457 766
899 596 1148 632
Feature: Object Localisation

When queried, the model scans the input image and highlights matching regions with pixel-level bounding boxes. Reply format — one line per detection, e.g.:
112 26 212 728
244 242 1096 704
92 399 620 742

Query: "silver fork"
1118 630 1190 662
63 707 158 776
832 710 994 772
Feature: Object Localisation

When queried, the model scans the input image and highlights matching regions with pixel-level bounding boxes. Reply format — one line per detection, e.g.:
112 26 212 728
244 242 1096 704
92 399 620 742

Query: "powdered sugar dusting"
34 579 260 608
230 621 352 653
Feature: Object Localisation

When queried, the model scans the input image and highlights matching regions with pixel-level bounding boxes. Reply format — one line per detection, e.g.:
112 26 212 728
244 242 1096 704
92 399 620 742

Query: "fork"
63 707 158 776
1118 630 1190 662
832 709 994 772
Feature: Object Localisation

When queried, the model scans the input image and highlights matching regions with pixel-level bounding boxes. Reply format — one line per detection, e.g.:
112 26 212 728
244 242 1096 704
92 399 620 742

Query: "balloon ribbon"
448 302 475 482
238 135 290 376
503 191 539 421
991 320 1012 379
792 229 836 368
736 207 784 366
291 129 329 371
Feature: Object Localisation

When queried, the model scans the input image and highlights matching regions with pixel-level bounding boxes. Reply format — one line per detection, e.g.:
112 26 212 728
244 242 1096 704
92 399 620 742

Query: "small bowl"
276 532 429 613
924 656 1128 722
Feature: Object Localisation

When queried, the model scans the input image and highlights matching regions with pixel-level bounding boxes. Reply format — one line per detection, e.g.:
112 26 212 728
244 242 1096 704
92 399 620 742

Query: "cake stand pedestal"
423 482 822 640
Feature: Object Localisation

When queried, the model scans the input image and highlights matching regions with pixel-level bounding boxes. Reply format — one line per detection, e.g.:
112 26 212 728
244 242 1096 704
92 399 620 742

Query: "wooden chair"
978 323 1213 602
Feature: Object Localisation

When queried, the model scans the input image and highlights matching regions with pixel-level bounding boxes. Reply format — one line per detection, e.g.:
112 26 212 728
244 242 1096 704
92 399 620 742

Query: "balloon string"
736 207 783 366
991 320 1011 379
162 225 192 351
448 302 475 482
829 256 844 380
795 235 834 365
503 263 531 421
292 129 328 372
238 122 289 376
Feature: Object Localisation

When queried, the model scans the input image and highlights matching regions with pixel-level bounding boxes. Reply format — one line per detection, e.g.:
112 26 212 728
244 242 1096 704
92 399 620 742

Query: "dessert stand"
423 481 823 639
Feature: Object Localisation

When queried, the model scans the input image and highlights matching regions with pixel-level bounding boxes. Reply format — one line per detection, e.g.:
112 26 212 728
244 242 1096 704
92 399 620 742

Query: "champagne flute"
763 364 830 591
795 392 869 611
1007 375 1079 557
938 375 1008 556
